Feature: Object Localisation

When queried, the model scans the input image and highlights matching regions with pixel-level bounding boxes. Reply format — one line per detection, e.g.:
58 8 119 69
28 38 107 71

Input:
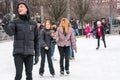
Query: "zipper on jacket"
24 21 29 54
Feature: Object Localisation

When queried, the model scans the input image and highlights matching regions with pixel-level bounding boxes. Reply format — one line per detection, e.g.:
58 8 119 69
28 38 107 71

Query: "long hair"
60 18 69 33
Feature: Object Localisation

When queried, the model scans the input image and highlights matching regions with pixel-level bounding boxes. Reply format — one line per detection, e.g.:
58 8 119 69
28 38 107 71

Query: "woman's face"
61 21 65 28
18 4 27 15
101 19 105 23
98 23 102 27
45 22 51 29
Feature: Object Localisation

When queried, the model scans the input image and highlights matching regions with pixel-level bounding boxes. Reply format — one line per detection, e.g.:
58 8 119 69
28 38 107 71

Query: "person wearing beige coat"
54 18 77 75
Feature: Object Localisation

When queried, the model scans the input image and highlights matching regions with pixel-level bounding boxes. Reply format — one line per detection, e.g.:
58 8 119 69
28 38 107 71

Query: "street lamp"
109 0 113 34
10 0 13 21
67 0 70 21
40 6 44 23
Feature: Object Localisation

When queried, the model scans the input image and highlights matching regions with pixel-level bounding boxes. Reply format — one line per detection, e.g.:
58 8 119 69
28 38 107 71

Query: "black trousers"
39 48 55 74
58 46 70 72
14 54 33 80
97 35 106 48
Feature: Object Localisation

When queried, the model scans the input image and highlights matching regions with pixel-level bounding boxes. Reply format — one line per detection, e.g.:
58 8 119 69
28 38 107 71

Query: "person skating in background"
91 20 98 39
96 21 107 50
1 1 39 80
54 18 77 75
50 22 57 61
84 23 91 38
101 18 109 34
69 45 75 60
70 18 79 36
37 20 44 32
39 19 55 77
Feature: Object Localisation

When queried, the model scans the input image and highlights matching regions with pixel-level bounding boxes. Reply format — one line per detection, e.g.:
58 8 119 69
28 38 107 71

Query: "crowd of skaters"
0 1 110 80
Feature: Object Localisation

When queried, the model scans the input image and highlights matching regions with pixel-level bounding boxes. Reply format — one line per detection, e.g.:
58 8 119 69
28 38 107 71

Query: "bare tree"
72 0 91 35
0 0 10 18
44 0 67 22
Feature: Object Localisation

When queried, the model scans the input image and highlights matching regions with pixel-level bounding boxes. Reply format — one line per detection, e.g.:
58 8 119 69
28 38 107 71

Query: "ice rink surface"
0 35 120 80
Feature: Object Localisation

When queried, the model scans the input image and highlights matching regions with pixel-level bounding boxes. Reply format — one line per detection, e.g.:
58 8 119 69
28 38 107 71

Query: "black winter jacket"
40 28 53 49
71 20 78 29
2 2 39 56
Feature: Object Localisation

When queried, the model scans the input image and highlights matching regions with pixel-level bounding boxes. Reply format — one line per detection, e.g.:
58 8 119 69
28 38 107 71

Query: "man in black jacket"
1 1 39 80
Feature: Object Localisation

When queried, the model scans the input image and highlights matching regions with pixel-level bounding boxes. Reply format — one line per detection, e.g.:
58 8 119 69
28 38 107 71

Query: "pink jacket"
85 26 91 34
55 26 77 50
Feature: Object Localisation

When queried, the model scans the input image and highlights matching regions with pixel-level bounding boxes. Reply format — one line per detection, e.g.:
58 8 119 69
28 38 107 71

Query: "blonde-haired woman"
55 18 77 75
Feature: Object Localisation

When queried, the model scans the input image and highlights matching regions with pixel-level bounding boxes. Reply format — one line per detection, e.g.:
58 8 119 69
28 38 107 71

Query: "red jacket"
97 25 102 36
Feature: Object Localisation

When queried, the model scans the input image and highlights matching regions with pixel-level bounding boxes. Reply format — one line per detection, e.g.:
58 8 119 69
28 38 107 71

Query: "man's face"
18 4 27 15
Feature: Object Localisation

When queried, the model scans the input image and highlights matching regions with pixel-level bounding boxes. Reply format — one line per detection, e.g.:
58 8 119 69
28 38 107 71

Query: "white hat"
97 21 101 25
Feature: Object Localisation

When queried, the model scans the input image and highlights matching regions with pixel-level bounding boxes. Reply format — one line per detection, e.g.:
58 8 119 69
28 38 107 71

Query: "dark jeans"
14 54 33 80
51 44 56 57
39 48 55 74
58 46 70 72
74 29 79 36
97 35 106 48
70 45 74 58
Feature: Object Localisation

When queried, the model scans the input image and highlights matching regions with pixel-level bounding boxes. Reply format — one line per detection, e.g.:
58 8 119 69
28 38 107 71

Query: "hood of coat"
17 1 31 20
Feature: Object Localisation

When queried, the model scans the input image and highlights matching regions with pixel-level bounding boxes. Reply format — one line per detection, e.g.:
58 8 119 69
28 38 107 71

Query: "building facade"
91 0 120 18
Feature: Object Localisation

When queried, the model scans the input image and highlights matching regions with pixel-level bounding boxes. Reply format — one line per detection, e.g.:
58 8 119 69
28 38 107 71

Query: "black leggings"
58 46 70 71
97 35 106 48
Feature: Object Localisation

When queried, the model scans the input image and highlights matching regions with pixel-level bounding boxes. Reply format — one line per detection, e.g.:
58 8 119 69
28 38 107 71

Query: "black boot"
96 46 99 50
51 73 55 77
60 71 64 75
104 44 106 48
39 73 43 76
66 70 70 75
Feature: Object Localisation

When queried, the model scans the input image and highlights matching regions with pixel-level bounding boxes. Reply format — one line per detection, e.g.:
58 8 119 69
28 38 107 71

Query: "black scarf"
19 14 29 21
63 28 66 36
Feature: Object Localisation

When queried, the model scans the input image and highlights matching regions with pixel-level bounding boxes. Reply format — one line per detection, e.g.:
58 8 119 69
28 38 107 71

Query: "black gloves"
34 56 39 65
2 14 11 25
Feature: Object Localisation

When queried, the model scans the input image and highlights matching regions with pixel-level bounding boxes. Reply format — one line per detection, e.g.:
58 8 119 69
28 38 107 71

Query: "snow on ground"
0 35 120 80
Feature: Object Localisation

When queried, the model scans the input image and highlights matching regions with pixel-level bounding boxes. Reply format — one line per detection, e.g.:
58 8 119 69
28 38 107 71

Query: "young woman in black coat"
39 20 55 76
